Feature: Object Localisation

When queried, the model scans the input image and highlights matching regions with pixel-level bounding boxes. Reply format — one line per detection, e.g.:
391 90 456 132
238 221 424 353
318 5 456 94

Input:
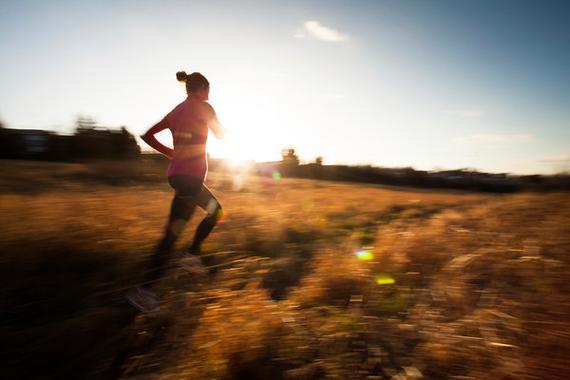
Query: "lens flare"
272 171 281 182
356 249 374 261
375 273 395 285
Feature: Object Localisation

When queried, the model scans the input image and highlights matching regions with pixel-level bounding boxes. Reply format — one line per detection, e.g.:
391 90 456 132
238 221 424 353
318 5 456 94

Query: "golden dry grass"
0 160 568 380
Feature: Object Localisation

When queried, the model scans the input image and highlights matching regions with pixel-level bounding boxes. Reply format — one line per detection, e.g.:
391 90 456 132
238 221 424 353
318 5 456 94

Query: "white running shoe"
127 286 159 313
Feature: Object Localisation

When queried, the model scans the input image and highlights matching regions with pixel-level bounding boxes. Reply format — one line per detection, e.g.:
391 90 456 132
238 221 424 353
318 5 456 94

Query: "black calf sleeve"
189 205 221 253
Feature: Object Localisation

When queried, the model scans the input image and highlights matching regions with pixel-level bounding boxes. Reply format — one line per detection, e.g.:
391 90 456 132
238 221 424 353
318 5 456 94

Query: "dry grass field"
1 160 569 379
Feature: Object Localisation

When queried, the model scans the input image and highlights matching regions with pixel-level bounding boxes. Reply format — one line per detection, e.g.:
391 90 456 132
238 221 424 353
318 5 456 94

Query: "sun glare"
209 129 259 168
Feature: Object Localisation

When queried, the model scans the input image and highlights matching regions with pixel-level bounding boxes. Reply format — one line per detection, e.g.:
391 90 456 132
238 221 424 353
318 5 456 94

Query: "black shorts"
168 175 221 215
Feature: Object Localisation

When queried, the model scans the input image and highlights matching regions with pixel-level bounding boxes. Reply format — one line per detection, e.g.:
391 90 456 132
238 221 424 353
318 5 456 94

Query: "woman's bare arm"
206 103 225 139
141 119 174 159
210 117 225 139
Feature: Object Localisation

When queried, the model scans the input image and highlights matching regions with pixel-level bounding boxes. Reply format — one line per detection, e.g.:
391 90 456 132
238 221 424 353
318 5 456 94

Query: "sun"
208 131 256 168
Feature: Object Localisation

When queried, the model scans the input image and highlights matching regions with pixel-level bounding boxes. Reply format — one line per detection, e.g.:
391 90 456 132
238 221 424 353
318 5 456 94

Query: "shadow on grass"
0 239 144 379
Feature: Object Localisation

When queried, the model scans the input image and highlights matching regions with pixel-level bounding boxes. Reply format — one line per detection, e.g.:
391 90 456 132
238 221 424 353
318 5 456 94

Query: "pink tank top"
164 98 216 181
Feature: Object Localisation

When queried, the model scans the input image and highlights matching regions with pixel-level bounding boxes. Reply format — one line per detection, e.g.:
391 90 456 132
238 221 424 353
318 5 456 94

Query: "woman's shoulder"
189 100 216 119
202 101 216 117
168 99 189 115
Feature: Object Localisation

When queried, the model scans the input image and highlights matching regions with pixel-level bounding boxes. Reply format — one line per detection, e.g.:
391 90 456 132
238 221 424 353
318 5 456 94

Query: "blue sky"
1 0 569 174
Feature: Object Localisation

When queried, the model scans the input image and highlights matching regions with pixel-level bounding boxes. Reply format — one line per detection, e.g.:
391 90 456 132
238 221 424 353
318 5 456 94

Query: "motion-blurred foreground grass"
1 160 569 380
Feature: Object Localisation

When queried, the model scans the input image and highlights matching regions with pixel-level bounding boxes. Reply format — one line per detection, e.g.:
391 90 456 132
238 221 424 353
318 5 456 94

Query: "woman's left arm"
141 118 175 159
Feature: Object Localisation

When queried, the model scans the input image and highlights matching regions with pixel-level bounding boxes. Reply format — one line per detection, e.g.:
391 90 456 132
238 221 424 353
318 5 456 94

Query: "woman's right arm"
141 118 174 159
205 103 225 139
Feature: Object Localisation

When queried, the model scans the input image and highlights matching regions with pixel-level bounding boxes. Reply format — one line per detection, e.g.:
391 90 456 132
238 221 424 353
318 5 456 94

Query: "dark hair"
176 71 209 94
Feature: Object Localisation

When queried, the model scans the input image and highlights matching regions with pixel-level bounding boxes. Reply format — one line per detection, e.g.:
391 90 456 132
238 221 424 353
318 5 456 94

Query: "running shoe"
177 252 207 275
127 286 159 313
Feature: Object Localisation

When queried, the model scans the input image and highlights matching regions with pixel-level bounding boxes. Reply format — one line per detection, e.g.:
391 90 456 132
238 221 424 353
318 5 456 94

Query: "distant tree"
281 148 299 166
75 116 98 133
114 126 140 158
280 148 300 176
308 156 324 179
71 117 139 160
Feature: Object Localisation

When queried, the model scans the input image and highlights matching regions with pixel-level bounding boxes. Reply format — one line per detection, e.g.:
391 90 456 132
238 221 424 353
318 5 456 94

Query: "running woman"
128 71 224 312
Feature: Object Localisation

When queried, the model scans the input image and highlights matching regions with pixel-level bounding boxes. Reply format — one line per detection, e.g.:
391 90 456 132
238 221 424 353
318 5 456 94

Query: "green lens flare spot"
375 273 395 285
356 249 374 261
272 171 282 181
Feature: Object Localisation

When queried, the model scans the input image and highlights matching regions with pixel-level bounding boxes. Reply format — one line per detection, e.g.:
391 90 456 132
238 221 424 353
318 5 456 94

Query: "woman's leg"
146 179 198 283
188 184 223 254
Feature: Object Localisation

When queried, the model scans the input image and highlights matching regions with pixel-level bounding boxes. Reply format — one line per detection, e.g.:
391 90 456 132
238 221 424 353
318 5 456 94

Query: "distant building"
0 128 55 159
0 126 140 161
20 130 51 154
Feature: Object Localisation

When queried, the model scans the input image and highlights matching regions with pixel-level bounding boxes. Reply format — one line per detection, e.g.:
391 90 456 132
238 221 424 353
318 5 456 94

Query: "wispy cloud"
453 133 535 144
536 154 570 164
296 20 349 42
445 110 485 118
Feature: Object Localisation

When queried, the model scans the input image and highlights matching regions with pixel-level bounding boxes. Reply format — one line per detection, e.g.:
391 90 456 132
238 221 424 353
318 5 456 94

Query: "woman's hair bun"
176 71 188 82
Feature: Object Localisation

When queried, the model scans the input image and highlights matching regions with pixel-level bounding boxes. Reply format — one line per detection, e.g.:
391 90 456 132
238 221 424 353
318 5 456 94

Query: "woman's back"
166 98 216 179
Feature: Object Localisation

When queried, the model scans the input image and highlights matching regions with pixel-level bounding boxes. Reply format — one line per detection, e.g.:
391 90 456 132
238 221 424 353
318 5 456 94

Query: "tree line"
0 117 140 161
1 118 567 192
256 148 570 193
